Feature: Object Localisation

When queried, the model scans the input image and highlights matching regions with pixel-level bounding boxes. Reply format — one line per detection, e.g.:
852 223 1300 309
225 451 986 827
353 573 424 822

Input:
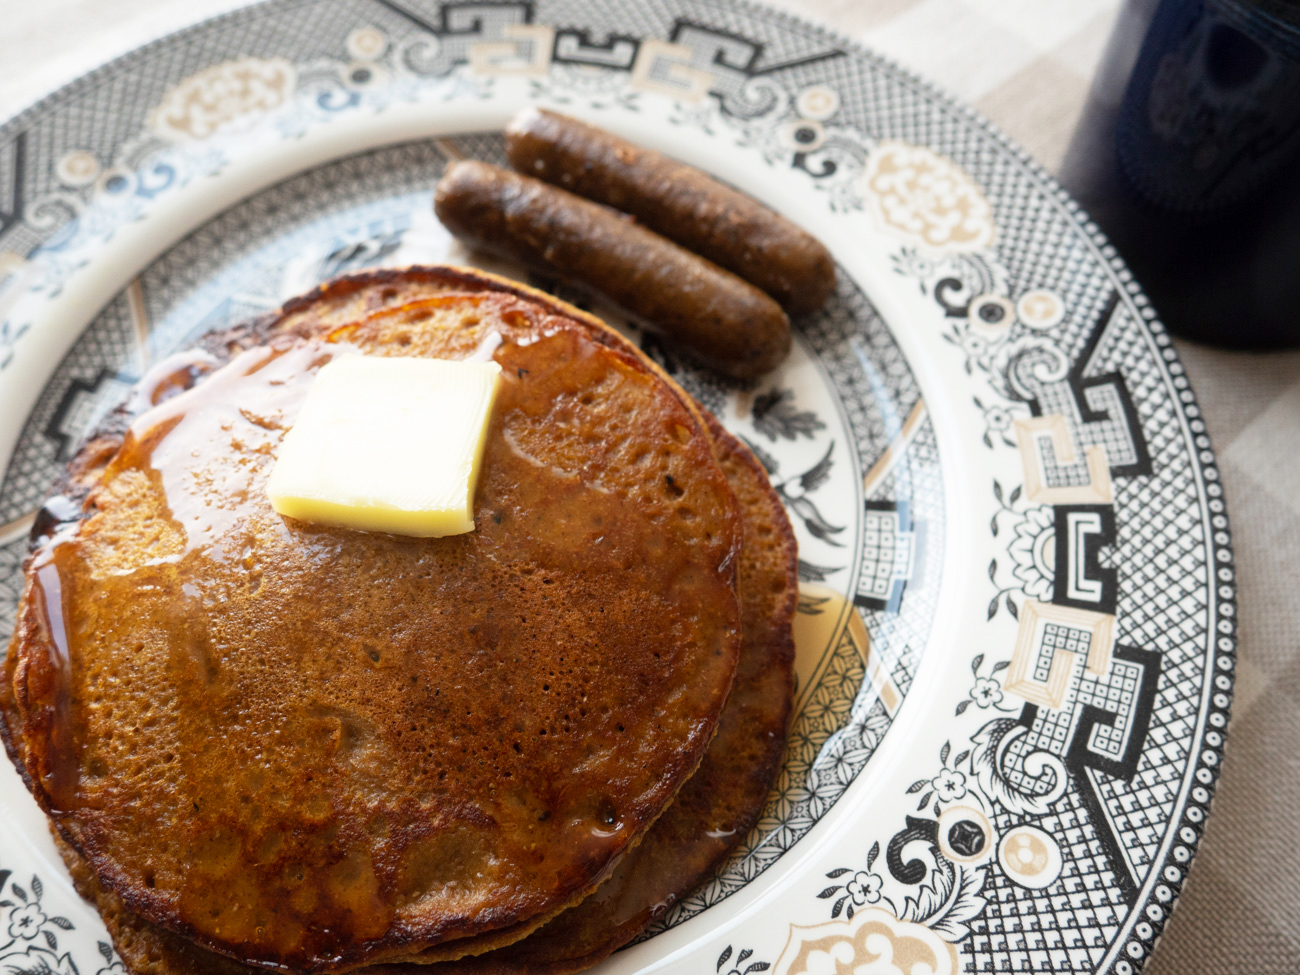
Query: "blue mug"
1060 0 1300 347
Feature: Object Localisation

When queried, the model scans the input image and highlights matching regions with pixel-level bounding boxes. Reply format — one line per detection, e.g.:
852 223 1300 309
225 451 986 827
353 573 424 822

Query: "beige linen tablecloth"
3 1 1298 971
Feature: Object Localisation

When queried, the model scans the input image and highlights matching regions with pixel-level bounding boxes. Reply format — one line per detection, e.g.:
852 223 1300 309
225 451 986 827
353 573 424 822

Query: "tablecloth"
2 1 1298 971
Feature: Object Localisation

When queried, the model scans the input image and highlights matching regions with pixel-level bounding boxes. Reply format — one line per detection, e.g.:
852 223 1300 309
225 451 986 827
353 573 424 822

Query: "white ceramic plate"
0 3 1235 974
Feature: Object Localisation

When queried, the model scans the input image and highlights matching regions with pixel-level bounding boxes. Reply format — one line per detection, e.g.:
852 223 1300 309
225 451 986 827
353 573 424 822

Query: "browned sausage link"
434 160 791 379
505 107 836 317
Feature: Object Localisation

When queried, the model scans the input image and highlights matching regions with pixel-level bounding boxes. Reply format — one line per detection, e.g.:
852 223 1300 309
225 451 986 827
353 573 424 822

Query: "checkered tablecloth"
3 1 1298 971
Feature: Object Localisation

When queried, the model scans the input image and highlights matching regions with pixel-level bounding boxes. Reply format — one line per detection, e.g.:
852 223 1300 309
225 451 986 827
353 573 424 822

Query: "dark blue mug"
1060 0 1300 347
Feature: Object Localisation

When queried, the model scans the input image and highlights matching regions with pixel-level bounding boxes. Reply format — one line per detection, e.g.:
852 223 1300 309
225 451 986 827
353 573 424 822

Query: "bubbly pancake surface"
2 295 743 971
46 418 798 975
434 417 798 975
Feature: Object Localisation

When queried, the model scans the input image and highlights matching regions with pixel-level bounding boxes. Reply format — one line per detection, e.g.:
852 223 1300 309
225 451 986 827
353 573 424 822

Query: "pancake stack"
0 267 797 975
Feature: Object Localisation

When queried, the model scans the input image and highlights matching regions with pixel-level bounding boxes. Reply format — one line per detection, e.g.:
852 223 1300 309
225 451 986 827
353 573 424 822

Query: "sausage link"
434 160 791 379
505 107 836 316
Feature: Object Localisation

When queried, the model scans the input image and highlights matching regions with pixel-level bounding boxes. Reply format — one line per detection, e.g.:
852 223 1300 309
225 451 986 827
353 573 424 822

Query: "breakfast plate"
0 2 1235 974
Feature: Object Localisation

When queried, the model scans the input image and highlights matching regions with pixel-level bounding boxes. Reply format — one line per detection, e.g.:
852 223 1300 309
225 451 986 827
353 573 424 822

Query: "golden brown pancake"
434 415 797 975
47 414 796 975
258 271 798 970
1 286 744 972
252 273 800 973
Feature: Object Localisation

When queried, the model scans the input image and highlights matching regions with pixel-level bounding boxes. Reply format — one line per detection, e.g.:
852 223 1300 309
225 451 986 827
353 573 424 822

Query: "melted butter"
119 340 345 563
30 495 83 549
467 329 503 362
126 347 220 415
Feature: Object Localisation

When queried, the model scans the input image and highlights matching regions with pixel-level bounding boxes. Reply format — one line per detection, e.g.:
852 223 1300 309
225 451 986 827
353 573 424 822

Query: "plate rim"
0 2 1238 973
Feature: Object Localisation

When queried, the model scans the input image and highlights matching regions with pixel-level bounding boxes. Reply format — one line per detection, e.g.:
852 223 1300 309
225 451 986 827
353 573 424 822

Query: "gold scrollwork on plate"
1016 289 1066 330
1014 414 1113 504
793 583 902 717
859 141 995 253
628 40 712 104
998 825 1063 890
774 908 960 975
56 150 100 187
346 26 387 61
149 57 296 141
469 24 554 77
1005 601 1115 709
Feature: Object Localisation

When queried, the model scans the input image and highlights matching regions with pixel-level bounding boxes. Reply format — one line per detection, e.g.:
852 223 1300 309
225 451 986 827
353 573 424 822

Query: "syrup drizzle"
126 347 220 415
29 533 81 813
16 326 741 963
121 339 346 562
25 341 344 813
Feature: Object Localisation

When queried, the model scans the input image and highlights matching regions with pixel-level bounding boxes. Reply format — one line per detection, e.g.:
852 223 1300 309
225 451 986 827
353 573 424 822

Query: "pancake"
1 284 745 971
247 272 799 972
258 271 797 968
48 414 796 975
435 415 797 975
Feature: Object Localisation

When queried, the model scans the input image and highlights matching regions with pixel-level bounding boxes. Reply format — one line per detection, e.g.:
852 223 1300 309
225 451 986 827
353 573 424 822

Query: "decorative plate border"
0 3 1235 975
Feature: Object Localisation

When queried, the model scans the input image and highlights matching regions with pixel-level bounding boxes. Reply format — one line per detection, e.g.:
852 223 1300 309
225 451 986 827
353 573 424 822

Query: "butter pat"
267 355 502 537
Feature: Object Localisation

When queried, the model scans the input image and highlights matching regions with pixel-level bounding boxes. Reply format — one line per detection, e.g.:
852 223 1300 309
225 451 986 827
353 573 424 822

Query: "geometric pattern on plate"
0 2 1235 974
